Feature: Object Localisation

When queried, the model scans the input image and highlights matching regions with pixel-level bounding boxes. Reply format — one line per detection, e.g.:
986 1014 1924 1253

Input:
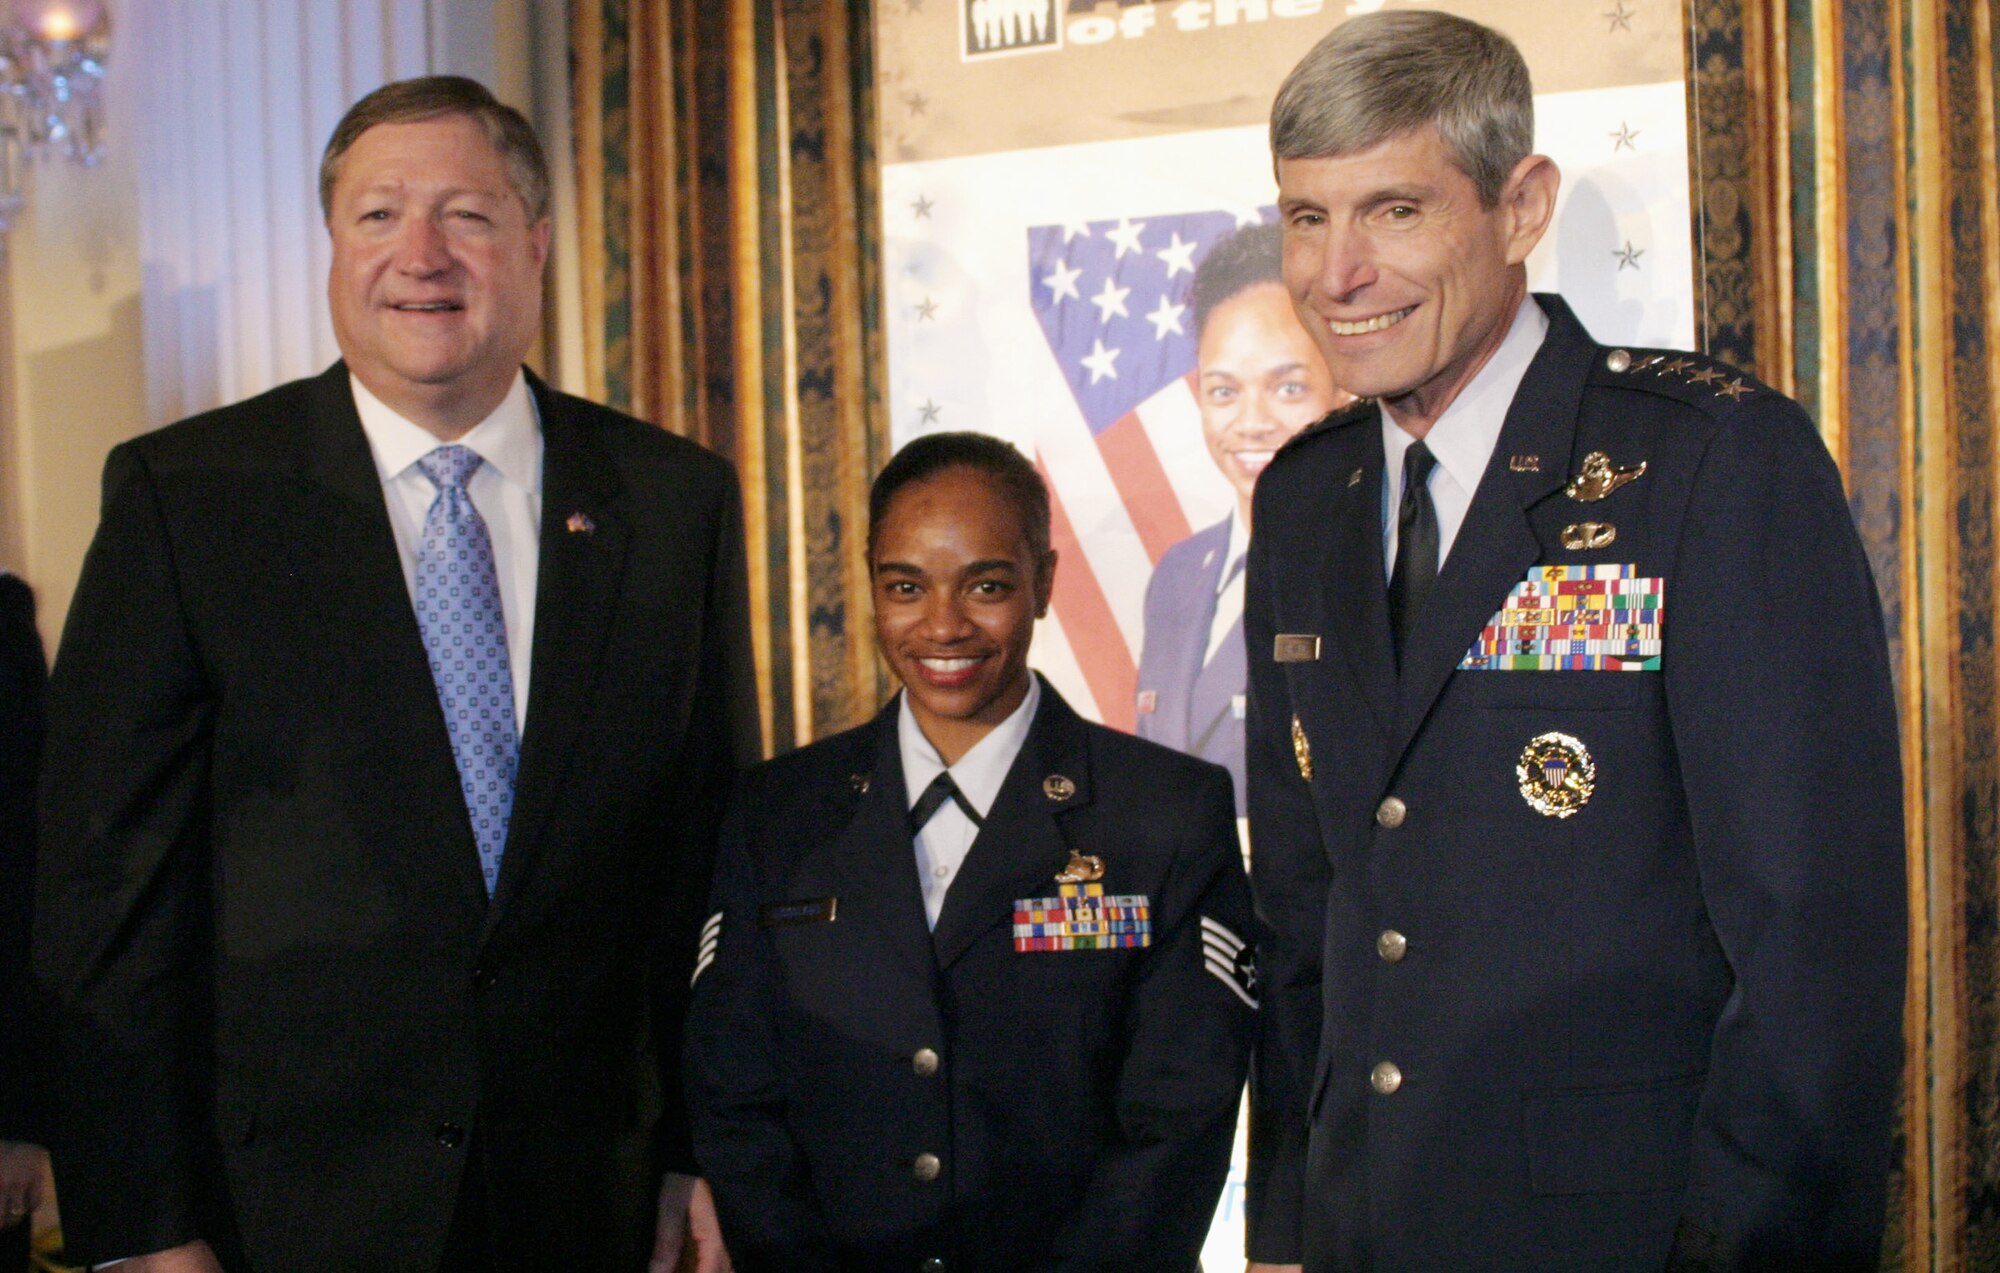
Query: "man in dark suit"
1244 13 1904 1272
686 433 1255 1271
1135 224 1347 815
0 571 47 1269
35 78 754 1273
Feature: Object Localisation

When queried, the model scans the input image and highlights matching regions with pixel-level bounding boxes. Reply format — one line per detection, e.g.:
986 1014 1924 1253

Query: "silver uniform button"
1377 930 1408 962
913 1047 940 1078
1606 348 1632 373
1371 1061 1403 1095
1375 796 1407 829
913 1152 942 1182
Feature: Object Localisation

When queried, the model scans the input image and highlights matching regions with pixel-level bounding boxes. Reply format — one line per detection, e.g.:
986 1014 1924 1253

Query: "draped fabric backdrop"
570 0 888 756
576 0 2000 1264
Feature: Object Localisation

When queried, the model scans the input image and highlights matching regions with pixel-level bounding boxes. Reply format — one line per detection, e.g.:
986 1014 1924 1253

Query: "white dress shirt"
900 674 1042 928
352 373 543 733
1381 295 1550 574
1204 507 1252 668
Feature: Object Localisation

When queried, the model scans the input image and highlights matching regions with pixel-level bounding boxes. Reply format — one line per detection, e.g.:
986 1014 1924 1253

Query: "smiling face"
871 465 1054 766
1197 281 1349 518
1277 126 1556 436
326 113 552 439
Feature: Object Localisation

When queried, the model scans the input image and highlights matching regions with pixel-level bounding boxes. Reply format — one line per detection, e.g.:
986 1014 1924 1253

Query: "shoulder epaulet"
1588 346 1778 416
1276 396 1376 460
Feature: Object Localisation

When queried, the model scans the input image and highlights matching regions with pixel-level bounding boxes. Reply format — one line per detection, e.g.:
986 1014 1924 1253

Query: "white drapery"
129 2 514 426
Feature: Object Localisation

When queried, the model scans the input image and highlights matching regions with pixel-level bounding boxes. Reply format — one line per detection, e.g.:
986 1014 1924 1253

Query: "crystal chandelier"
0 1 109 234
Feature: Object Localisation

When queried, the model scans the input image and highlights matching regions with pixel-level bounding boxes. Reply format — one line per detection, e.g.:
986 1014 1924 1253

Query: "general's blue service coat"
1244 296 1905 1272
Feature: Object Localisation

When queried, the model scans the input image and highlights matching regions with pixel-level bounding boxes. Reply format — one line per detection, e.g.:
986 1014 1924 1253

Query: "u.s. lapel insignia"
1043 773 1076 802
1565 452 1647 502
1517 732 1595 818
1348 467 1365 488
566 511 596 535
1509 454 1542 473
1291 714 1313 781
1561 521 1617 551
1055 850 1105 884
849 772 871 795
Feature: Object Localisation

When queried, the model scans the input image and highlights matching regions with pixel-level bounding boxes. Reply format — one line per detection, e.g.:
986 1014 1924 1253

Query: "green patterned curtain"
1695 0 2000 1265
572 0 891 756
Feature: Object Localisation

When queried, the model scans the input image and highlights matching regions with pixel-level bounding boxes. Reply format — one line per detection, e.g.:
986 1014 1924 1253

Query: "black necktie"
909 771 984 835
1387 440 1440 661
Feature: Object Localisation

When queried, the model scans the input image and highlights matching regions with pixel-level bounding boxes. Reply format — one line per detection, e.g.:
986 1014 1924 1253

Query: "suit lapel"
835 705 945 988
1318 418 1398 737
488 376 629 918
932 682 1092 970
299 364 489 913
1389 297 1592 757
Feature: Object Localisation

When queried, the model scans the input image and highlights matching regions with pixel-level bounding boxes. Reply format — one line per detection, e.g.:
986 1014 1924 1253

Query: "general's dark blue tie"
414 445 519 896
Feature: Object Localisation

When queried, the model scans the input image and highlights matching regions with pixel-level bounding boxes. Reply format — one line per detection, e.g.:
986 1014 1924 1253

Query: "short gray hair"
320 76 550 222
1270 11 1534 207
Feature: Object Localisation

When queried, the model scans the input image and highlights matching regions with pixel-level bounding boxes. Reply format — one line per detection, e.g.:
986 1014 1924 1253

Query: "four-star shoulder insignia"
1599 346 1765 410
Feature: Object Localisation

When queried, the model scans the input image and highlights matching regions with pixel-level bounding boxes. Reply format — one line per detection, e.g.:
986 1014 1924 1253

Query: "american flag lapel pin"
566 511 596 535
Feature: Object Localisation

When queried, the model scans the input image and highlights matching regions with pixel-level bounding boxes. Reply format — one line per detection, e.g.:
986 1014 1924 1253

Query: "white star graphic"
1106 217 1147 258
1156 232 1199 279
1042 260 1083 303
1061 217 1094 242
1230 205 1266 228
1081 339 1121 384
1146 296 1187 339
1090 277 1132 323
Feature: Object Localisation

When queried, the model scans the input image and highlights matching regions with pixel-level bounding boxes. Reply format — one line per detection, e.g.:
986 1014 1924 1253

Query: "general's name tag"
1274 634 1321 662
759 897 838 928
1013 883 1150 952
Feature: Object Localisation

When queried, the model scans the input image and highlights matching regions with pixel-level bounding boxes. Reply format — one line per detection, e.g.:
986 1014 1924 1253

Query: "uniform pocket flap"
1523 1072 1704 1196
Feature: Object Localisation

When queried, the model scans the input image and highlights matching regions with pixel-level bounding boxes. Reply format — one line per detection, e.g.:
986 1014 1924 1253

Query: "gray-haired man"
1244 12 1904 1271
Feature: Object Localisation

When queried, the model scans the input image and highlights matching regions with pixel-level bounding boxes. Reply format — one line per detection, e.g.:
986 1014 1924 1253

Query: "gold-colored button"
1371 1061 1403 1095
913 1047 940 1078
1375 796 1407 829
1377 930 1408 962
913 1152 942 1182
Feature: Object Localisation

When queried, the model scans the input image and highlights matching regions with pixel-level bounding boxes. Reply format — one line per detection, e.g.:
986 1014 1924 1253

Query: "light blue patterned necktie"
414 445 519 896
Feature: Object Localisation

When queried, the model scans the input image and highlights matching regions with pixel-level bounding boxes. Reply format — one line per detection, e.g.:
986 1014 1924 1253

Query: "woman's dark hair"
867 431 1052 563
1190 221 1285 338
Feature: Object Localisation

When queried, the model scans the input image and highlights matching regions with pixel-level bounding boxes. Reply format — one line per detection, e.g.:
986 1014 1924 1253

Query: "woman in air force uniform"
685 432 1256 1273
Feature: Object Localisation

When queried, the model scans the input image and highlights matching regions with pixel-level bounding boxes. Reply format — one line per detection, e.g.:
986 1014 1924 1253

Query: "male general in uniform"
1243 13 1904 1273
34 78 754 1273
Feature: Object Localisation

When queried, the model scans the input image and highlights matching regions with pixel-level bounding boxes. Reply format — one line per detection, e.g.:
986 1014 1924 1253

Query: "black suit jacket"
0 572 45 1148
34 364 757 1272
1244 297 1905 1271
686 679 1255 1272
